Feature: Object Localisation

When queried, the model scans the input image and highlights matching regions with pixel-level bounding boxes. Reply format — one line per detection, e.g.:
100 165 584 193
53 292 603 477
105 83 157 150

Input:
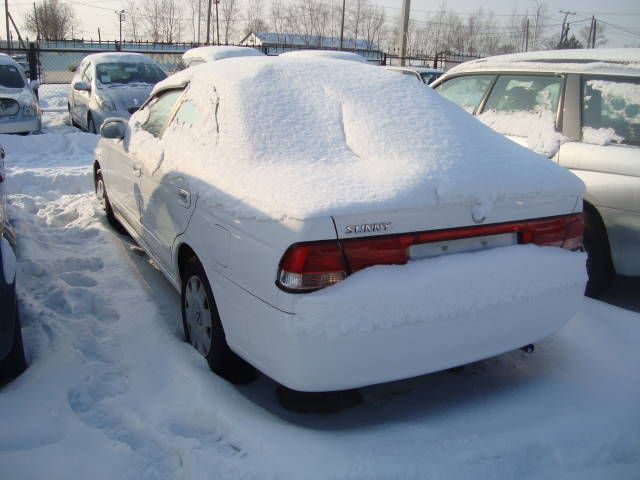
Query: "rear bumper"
235 284 582 392
225 246 586 392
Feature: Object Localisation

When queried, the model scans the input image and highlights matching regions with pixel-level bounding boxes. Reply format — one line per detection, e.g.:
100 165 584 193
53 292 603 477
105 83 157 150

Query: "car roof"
442 48 640 79
279 50 370 64
182 46 265 62
0 53 22 67
83 52 157 64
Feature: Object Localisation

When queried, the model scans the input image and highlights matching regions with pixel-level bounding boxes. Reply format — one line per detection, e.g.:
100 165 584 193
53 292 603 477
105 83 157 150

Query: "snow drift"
124 56 584 220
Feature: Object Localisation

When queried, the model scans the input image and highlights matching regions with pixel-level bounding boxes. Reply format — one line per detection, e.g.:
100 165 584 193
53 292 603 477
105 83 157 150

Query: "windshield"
96 62 166 86
0 64 25 88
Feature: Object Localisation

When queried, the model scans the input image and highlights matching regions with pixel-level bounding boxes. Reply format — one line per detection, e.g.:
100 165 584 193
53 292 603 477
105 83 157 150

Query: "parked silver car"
432 48 640 296
0 54 41 134
68 52 167 133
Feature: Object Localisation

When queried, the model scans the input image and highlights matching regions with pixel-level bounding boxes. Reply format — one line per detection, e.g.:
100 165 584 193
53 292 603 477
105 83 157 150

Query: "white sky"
4 0 640 47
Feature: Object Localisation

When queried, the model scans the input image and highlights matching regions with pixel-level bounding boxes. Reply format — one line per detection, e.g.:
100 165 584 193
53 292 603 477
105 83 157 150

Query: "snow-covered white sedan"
94 56 587 392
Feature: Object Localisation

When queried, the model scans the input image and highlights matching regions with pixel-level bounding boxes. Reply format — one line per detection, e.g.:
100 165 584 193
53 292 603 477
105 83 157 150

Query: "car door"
73 62 93 129
137 90 197 272
557 75 640 275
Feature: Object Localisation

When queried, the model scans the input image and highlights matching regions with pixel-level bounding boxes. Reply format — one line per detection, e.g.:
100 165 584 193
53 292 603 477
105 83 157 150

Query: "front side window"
82 63 93 84
141 90 183 137
0 64 25 88
173 100 202 128
96 62 167 86
582 76 640 147
482 75 562 114
435 75 495 113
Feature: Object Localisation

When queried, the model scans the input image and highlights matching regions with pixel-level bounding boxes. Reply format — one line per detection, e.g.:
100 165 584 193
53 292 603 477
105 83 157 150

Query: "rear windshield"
0 64 25 88
96 62 166 86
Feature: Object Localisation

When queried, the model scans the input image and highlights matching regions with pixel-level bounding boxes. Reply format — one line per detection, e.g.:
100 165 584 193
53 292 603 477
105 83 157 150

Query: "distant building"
239 32 382 62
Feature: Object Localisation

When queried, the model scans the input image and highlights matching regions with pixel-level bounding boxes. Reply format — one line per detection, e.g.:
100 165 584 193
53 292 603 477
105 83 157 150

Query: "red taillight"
277 241 347 292
276 213 583 292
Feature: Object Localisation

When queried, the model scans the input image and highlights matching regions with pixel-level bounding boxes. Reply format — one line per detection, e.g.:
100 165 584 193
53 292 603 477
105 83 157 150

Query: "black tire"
0 304 27 383
95 169 126 233
584 207 614 297
88 115 96 134
181 257 256 384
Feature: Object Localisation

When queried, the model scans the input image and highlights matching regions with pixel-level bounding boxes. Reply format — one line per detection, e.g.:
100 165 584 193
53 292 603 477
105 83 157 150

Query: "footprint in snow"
59 271 98 287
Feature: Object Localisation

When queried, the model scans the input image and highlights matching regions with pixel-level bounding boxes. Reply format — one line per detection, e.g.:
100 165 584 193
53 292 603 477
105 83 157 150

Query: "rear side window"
435 75 495 113
582 77 640 147
141 89 183 137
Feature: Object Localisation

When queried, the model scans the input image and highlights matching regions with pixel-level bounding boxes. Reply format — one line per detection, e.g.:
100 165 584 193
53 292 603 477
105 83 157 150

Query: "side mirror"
100 118 126 140
30 79 40 91
73 81 90 92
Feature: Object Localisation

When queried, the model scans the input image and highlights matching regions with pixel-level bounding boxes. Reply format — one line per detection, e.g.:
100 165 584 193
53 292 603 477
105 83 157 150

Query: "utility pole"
215 0 220 45
116 10 125 49
5 0 11 54
398 0 411 66
206 0 212 45
558 10 575 48
524 18 530 52
33 2 39 42
587 16 597 48
197 0 201 44
339 0 345 49
98 27 101 44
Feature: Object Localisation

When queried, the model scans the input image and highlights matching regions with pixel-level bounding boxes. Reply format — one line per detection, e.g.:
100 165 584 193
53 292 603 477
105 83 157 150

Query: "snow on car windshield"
127 57 583 220
0 64 25 88
96 62 166 86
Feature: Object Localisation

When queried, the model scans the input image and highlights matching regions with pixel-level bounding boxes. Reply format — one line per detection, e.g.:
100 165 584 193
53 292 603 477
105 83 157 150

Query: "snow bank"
478 109 566 156
582 127 623 146
294 244 587 338
127 57 583 221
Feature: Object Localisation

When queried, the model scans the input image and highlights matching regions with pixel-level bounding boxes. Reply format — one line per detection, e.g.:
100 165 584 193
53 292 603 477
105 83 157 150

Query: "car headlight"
97 96 116 112
23 102 38 116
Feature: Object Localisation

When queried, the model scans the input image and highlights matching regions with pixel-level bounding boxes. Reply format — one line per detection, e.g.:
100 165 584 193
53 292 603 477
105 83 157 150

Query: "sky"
4 0 640 48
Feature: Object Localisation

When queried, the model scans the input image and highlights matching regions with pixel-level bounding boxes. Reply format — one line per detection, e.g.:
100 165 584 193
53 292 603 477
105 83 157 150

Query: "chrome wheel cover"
96 178 106 209
184 275 213 357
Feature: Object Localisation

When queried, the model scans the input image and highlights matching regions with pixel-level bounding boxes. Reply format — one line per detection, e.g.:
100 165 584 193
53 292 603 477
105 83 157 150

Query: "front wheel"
87 115 96 134
95 169 125 233
181 257 256 384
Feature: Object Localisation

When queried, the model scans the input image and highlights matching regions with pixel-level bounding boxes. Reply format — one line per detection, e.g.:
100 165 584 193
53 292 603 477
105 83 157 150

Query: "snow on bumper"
244 245 587 392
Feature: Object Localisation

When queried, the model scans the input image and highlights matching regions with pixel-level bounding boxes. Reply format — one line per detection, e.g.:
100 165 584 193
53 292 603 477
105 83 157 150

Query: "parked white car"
432 49 640 296
178 46 265 70
385 66 444 84
94 56 586 391
68 52 167 133
0 54 41 134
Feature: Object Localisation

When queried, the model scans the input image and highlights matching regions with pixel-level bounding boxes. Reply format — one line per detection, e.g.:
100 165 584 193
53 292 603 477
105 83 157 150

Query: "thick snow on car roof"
83 52 158 64
279 50 370 63
136 56 583 220
182 45 264 62
447 48 640 77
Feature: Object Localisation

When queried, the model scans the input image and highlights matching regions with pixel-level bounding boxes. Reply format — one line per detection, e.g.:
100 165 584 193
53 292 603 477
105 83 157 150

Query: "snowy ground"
0 86 639 479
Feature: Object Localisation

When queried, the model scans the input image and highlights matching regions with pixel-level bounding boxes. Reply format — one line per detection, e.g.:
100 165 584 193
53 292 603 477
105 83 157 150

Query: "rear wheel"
0 304 27 383
584 208 614 297
181 257 256 384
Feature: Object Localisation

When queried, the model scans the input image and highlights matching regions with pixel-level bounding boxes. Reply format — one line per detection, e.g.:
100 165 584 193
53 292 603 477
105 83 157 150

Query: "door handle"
132 164 141 177
177 188 191 208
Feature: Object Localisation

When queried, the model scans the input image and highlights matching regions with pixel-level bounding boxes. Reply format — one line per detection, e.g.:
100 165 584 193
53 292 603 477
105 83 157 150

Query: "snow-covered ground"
1 86 639 479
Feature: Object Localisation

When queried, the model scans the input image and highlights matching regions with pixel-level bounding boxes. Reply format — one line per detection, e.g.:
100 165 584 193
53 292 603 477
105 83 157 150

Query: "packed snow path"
1 94 639 479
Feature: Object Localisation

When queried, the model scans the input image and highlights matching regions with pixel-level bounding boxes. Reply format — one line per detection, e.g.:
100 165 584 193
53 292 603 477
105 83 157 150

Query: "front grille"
0 98 20 116
127 107 140 115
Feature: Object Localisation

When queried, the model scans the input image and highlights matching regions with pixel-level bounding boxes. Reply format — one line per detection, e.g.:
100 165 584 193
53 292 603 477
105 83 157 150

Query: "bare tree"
245 0 269 35
24 0 76 40
220 0 240 44
125 0 143 42
579 22 608 48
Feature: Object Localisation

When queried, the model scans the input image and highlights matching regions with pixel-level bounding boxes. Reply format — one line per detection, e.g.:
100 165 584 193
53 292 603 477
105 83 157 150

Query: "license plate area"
408 232 517 260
